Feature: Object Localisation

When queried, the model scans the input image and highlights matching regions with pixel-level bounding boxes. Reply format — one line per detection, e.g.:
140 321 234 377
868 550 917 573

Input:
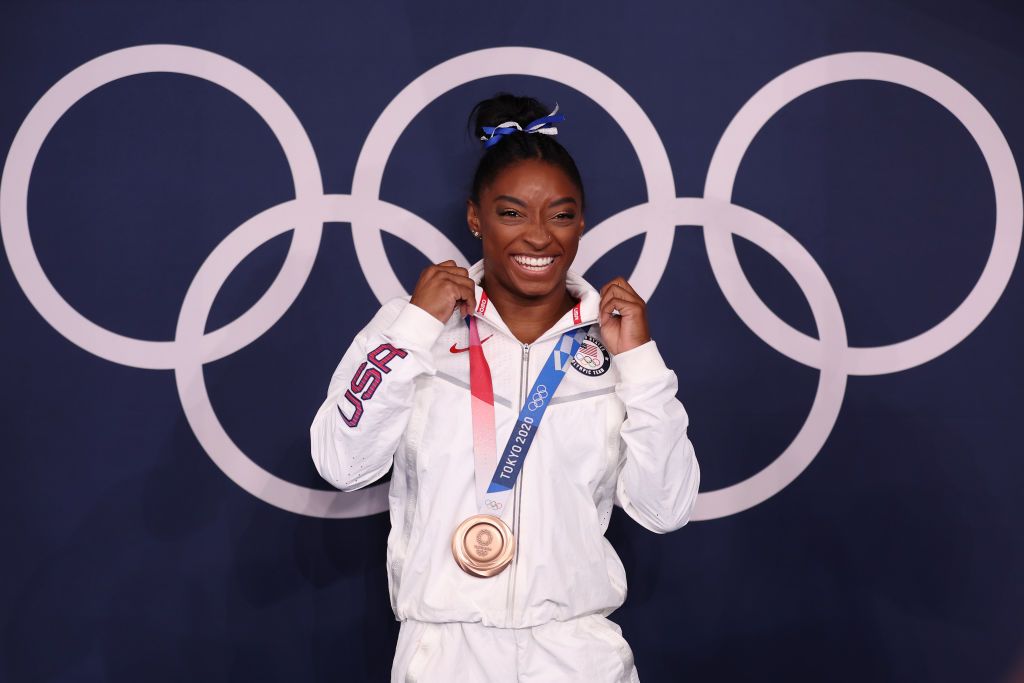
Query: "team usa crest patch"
571 335 610 376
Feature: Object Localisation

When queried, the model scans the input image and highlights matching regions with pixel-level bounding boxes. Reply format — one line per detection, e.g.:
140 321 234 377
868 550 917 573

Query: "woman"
310 94 699 682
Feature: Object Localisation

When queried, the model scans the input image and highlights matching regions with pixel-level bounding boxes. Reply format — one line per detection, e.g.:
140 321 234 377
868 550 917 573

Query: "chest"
408 324 624 491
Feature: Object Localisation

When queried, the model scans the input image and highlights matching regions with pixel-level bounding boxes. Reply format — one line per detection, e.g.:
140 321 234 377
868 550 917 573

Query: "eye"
498 208 520 217
553 212 576 221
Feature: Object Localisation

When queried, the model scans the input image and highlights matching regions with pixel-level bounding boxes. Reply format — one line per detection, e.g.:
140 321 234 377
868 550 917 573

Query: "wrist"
614 340 668 384
409 297 449 324
387 301 447 348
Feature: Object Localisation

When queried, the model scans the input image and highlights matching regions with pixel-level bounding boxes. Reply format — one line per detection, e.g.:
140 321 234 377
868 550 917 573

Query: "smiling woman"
310 93 701 682
465 158 584 343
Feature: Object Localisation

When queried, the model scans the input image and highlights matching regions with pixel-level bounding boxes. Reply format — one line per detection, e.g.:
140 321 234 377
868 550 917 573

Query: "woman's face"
467 158 585 301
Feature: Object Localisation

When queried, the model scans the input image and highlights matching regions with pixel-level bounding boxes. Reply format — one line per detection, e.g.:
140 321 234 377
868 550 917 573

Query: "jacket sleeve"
613 340 701 533
310 298 445 492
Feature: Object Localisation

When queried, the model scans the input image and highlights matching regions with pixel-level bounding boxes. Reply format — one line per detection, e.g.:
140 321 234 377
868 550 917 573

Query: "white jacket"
310 262 699 629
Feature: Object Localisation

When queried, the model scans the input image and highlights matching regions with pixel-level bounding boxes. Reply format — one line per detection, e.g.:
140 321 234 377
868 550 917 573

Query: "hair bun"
466 92 585 210
469 93 551 140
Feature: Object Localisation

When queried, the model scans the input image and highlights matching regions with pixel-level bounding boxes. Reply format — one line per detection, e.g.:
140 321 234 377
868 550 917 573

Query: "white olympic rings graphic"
1 45 1020 521
528 385 550 411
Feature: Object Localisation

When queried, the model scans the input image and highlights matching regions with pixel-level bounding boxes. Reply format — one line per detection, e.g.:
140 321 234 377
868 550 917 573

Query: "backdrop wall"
2 1 1022 681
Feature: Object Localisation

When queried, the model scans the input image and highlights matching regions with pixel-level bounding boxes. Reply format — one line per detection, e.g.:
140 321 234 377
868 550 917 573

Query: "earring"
472 230 482 239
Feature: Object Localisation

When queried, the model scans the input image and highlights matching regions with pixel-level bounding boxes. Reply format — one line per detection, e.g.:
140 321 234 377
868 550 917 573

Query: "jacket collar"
467 259 599 343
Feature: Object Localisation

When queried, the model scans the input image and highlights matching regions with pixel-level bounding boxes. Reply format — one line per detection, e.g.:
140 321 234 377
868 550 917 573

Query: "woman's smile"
467 158 585 308
511 253 558 273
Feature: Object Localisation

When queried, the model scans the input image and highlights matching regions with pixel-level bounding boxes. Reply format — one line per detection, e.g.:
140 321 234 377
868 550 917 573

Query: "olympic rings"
1 45 1019 521
527 385 550 411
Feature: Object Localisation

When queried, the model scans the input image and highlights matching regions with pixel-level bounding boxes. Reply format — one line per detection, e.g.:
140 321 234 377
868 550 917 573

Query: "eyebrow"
494 195 578 208
495 195 527 207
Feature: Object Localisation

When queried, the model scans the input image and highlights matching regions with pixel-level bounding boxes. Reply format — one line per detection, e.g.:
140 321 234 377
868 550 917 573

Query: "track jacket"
310 261 700 629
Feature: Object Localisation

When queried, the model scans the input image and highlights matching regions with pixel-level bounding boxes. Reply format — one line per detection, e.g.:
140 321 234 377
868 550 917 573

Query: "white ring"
351 47 676 303
0 44 324 369
2 47 1017 519
704 52 1023 375
174 194 455 517
586 198 848 519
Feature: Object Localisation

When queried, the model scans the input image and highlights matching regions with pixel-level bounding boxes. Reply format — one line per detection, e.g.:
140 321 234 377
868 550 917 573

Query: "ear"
466 199 481 235
577 212 586 240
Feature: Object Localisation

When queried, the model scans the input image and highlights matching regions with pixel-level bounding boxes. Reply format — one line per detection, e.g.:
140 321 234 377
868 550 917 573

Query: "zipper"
472 310 595 626
506 341 530 626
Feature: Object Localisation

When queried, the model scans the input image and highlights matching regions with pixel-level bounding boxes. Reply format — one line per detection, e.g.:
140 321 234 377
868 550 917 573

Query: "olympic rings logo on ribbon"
528 385 550 412
1 45 1020 521
484 499 503 511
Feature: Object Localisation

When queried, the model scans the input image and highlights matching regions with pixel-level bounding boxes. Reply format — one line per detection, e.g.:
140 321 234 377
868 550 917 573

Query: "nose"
523 217 552 250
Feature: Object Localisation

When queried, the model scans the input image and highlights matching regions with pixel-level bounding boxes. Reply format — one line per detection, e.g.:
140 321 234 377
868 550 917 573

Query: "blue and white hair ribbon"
480 104 566 149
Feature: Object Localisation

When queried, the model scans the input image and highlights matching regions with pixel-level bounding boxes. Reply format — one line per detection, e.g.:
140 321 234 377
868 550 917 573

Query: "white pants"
391 615 641 683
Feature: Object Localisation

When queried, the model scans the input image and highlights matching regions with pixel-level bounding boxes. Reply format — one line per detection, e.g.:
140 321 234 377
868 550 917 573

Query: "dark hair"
468 93 585 209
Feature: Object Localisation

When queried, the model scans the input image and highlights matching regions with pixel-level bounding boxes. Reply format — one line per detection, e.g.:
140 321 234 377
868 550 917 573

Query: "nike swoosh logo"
450 335 493 353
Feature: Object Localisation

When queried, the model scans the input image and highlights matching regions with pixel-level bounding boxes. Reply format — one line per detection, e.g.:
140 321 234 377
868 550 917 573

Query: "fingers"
435 271 477 302
411 261 478 321
599 276 642 301
421 261 469 282
599 278 644 317
598 276 651 353
599 278 645 327
434 261 469 278
417 263 473 291
427 273 475 318
600 295 642 324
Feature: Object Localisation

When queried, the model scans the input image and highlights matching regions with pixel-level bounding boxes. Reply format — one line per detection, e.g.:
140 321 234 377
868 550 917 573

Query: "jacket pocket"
580 615 637 683
393 621 440 683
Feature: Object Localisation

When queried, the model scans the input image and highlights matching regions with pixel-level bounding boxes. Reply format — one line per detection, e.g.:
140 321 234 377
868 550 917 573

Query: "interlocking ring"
484 499 503 511
2 45 1019 521
527 385 550 412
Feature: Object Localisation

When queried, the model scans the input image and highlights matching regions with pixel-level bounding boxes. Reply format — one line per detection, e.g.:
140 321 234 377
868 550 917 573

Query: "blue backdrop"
2 1 1023 681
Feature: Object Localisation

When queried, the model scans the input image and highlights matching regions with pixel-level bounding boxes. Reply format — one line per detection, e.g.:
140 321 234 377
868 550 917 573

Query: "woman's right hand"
409 260 477 322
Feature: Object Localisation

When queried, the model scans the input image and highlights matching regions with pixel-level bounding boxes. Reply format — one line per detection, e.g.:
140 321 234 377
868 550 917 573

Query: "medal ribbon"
467 313 587 517
467 313 498 511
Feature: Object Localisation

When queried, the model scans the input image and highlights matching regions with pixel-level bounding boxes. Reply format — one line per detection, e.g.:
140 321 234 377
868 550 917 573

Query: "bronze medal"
451 514 516 578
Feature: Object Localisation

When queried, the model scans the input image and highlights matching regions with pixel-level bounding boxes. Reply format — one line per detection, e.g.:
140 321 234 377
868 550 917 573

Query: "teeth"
513 255 555 270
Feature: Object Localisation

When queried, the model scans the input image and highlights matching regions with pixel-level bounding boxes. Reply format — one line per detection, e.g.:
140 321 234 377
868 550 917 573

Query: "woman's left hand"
598 277 651 355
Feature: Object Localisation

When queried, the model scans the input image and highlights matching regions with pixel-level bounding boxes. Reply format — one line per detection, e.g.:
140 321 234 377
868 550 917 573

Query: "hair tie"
479 104 565 149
